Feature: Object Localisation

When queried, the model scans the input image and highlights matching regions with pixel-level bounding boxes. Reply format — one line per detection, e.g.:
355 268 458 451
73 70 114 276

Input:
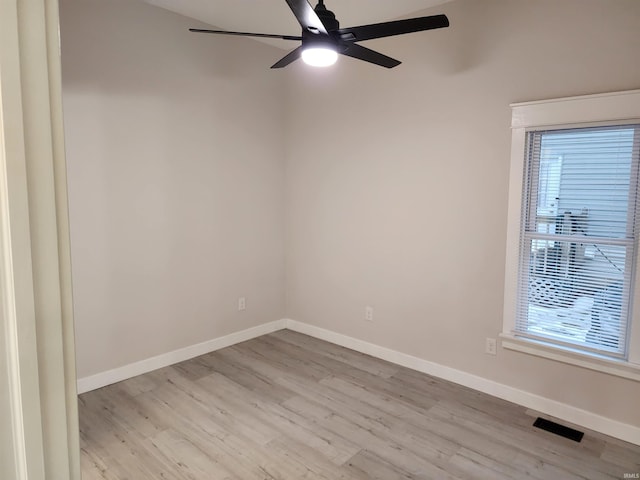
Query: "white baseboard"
283 319 640 446
76 319 286 394
77 317 639 445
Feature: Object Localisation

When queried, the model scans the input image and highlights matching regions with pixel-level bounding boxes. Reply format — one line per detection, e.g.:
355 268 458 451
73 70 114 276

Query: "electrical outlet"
485 337 497 355
238 297 246 311
365 306 374 322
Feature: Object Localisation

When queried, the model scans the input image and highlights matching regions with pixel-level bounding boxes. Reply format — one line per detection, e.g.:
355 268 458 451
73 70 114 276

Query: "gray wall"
61 0 287 378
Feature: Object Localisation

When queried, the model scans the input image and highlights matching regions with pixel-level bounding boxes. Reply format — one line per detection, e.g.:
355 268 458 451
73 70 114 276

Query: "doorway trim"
0 0 80 478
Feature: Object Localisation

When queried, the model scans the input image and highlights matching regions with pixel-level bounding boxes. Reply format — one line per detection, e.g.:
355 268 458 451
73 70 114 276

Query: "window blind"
515 124 640 358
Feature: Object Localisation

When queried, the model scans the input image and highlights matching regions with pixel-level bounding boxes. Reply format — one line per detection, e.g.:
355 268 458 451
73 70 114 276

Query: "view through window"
516 125 640 358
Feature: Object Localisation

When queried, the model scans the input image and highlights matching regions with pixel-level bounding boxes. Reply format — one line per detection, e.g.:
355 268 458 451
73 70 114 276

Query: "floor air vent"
533 417 584 442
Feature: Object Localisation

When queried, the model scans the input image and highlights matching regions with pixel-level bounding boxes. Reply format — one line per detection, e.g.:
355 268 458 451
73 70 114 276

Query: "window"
519 125 639 358
503 90 640 377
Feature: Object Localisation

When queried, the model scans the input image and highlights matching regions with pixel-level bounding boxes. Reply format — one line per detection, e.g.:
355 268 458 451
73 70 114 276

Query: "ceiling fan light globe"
301 47 338 67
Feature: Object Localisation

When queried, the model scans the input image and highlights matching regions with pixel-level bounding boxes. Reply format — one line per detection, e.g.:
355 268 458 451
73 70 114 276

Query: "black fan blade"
189 28 301 41
271 46 304 69
285 0 327 35
341 43 401 68
336 14 449 42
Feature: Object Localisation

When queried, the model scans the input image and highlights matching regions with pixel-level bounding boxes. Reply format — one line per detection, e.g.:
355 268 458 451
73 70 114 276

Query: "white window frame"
502 90 640 381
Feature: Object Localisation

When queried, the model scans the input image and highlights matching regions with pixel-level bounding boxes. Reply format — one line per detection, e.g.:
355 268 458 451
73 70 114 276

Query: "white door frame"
0 0 80 478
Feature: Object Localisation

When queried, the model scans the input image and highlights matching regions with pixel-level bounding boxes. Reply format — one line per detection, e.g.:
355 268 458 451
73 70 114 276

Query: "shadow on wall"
398 0 637 92
59 0 286 92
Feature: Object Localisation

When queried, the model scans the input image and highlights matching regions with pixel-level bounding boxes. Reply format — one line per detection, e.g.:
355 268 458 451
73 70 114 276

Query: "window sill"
499 333 640 382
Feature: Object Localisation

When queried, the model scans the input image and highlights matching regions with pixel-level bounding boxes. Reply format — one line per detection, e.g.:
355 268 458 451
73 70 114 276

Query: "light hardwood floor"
79 330 640 479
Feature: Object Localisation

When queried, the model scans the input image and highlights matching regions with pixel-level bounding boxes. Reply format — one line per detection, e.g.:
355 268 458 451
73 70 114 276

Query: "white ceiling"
142 0 451 49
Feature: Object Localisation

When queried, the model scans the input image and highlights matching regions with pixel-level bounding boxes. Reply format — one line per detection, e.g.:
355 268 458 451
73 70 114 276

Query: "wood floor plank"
80 446 119 480
117 372 160 397
235 336 335 382
329 362 444 412
148 429 234 480
78 330 640 479
137 390 301 479
83 384 167 439
264 330 400 379
280 393 467 479
278 374 461 460
200 349 297 404
600 442 640 471
320 374 439 423
265 436 363 480
344 449 437 480
142 378 280 447
447 448 526 480
197 372 361 464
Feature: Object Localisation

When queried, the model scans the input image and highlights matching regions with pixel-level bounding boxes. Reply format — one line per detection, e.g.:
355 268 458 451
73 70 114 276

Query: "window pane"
537 128 634 238
522 238 627 354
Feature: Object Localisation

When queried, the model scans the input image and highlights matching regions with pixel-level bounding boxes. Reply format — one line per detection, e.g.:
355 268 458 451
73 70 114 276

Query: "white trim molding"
500 334 640 382
1 0 79 478
284 319 640 446
511 89 640 129
76 319 286 394
503 89 640 374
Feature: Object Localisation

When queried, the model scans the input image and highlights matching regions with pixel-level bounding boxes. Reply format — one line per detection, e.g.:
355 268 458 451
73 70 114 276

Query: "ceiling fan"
189 0 449 69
